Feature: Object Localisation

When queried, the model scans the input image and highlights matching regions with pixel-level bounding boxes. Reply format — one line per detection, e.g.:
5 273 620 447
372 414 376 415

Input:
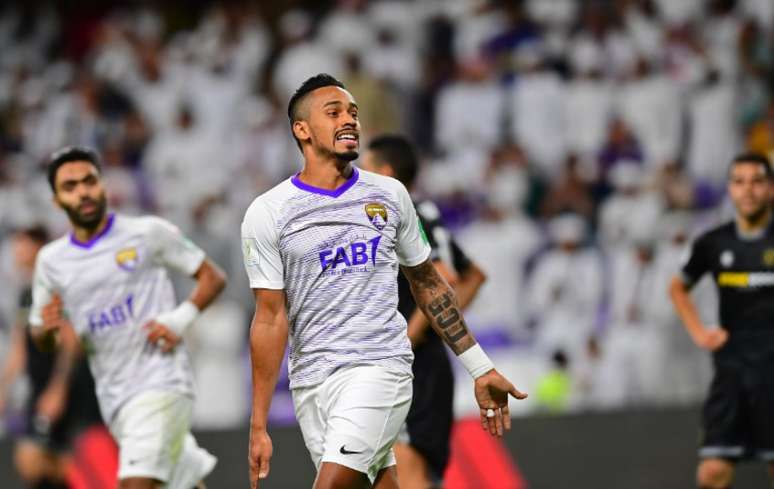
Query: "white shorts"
292 365 413 483
109 390 217 488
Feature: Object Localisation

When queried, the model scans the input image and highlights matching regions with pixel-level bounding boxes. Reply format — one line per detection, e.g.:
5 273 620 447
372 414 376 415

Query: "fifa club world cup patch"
115 247 139 271
365 203 388 230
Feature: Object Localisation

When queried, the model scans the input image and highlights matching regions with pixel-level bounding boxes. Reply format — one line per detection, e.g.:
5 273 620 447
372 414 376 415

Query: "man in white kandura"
29 146 227 489
242 73 528 489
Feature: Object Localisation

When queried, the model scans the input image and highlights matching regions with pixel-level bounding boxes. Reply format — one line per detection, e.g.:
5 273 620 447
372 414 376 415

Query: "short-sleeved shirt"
29 214 206 422
241 168 431 389
681 220 774 335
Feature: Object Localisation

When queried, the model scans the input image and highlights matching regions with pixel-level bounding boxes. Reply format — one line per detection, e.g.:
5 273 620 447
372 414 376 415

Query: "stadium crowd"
1 0 773 429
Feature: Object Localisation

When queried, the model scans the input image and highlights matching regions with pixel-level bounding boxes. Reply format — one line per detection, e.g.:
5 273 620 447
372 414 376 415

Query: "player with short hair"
29 146 226 489
669 153 774 489
361 134 488 489
242 73 526 489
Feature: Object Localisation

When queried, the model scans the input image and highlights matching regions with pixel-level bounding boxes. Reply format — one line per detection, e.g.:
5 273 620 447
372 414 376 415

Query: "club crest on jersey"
365 203 388 230
764 249 774 267
115 247 139 271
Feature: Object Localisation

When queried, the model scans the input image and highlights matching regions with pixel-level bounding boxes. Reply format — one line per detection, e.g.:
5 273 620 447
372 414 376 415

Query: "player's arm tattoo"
401 259 475 355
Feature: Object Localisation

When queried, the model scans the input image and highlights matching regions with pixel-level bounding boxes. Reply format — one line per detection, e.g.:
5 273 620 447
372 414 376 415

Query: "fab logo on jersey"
319 236 382 276
365 203 388 231
116 247 139 271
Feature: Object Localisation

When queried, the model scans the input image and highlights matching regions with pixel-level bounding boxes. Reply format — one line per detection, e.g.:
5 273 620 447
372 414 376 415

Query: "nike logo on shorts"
339 445 364 455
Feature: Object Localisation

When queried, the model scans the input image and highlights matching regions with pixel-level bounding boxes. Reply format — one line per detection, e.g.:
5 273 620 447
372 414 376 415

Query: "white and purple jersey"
29 214 205 422
241 168 431 389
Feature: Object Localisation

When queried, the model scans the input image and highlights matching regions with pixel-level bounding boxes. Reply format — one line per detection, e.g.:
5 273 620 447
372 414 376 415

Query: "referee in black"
361 135 487 488
670 153 774 489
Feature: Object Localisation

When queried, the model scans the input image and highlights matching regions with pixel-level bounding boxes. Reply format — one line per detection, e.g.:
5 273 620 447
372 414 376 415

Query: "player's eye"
350 111 358 120
327 111 338 117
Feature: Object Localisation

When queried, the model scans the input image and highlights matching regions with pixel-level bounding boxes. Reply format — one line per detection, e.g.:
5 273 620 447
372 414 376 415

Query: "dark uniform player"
0 227 101 489
361 135 487 488
670 153 774 489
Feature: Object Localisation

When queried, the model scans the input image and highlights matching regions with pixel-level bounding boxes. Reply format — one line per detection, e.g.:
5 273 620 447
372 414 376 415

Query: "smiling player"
29 146 226 489
242 73 527 489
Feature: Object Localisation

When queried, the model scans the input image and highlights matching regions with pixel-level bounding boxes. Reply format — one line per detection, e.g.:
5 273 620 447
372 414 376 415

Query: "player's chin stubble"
335 150 359 162
62 197 107 230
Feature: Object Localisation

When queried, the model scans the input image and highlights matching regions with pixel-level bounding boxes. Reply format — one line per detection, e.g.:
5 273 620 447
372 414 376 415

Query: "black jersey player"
670 153 774 489
361 135 487 488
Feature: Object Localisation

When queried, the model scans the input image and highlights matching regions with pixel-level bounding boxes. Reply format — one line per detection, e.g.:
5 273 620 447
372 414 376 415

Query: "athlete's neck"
72 213 110 243
298 158 354 191
736 207 772 237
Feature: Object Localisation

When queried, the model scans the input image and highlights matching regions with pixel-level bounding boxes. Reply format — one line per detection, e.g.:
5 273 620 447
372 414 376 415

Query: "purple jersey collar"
291 167 359 198
70 213 115 249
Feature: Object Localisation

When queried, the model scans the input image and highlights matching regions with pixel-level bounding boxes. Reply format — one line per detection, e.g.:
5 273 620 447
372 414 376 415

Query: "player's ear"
293 120 311 145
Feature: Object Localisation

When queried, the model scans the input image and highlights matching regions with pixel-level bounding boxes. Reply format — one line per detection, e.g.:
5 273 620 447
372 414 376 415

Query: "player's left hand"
474 369 528 438
36 383 67 423
143 320 181 353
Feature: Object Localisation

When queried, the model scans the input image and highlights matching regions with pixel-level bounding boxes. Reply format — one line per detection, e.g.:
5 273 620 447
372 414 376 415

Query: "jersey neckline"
69 213 115 249
291 167 359 198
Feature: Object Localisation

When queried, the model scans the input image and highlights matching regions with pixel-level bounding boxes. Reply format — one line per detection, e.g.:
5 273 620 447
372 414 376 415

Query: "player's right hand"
693 327 729 352
41 294 65 335
143 321 182 353
249 428 273 489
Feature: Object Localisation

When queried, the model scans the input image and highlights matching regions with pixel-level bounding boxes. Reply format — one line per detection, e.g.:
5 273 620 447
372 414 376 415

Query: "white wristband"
155 300 199 336
457 344 495 379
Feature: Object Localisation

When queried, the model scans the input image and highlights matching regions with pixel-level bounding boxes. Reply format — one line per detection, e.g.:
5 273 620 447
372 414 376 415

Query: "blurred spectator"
342 52 400 139
598 161 663 249
573 336 627 411
616 57 682 168
362 20 421 89
142 102 226 226
604 234 669 406
509 42 567 177
457 153 541 335
528 214 604 357
656 162 696 210
540 154 595 221
534 350 572 413
435 57 504 153
597 117 644 187
686 69 739 187
565 45 614 164
272 9 343 101
318 0 373 58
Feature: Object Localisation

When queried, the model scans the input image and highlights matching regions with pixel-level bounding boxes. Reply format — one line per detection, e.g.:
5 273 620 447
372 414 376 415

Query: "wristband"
457 344 495 379
155 300 199 336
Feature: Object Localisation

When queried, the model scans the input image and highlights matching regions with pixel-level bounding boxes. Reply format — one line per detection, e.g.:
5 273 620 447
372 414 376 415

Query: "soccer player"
242 73 526 489
361 135 487 489
669 153 774 489
29 146 226 489
0 226 102 489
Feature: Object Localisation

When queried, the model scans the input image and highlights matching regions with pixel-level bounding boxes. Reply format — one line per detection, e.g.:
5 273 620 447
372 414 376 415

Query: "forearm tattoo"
403 260 474 354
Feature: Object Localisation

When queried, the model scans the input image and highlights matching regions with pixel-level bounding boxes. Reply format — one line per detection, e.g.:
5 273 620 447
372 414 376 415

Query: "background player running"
29 146 226 489
243 74 526 489
669 153 774 489
0 226 102 489
361 135 487 489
